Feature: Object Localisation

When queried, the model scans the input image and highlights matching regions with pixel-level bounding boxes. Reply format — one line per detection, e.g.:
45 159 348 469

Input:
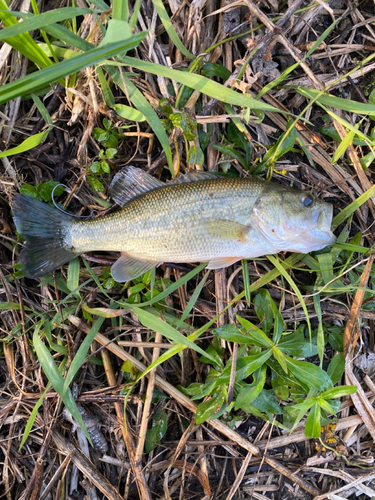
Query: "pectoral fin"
207 257 241 269
111 253 160 282
204 219 251 242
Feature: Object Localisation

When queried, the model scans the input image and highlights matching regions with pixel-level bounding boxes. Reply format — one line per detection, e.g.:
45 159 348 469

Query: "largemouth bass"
13 167 336 282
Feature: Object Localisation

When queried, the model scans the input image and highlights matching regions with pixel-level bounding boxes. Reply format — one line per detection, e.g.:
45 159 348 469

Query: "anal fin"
111 253 160 282
207 257 241 269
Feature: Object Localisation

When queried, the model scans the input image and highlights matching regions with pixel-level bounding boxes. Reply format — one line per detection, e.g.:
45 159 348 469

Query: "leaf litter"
1 0 375 498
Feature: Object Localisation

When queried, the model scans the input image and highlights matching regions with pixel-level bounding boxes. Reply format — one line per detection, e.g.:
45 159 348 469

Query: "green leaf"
67 258 80 297
202 62 231 80
268 255 311 339
133 307 217 363
254 289 274 335
278 328 317 357
33 323 91 442
272 347 288 373
218 350 272 385
119 56 283 113
0 7 95 41
296 87 375 117
0 130 50 158
187 145 204 167
145 408 168 453
19 184 37 199
0 34 147 106
195 391 225 424
62 316 106 396
286 356 333 392
249 389 283 415
106 68 173 173
305 402 321 438
100 19 131 46
236 316 274 347
151 0 194 59
235 365 266 410
326 353 345 385
321 385 357 399
112 103 146 121
38 180 64 202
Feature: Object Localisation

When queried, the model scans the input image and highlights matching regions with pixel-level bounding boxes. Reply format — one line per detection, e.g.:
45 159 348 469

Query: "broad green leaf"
326 353 345 385
145 408 168 453
278 328 317 357
0 130 50 158
235 365 266 410
236 316 274 347
217 350 272 385
321 385 357 400
254 289 274 335
100 19 132 46
305 402 321 438
272 347 287 373
286 356 333 392
195 391 225 424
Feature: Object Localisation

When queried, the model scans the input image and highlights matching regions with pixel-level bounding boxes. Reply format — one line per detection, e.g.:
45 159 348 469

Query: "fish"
12 166 336 282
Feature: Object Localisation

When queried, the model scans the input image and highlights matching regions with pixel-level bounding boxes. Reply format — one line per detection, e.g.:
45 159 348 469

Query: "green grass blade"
0 34 147 106
332 184 375 228
119 56 284 113
62 317 106 395
296 87 375 116
133 307 217 363
152 0 194 59
0 7 95 40
268 254 311 338
0 129 50 157
105 66 173 173
33 323 92 442
112 0 128 21
0 1 53 69
177 270 210 327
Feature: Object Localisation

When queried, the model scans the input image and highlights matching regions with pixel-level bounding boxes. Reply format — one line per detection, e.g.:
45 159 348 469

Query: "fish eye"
300 194 313 207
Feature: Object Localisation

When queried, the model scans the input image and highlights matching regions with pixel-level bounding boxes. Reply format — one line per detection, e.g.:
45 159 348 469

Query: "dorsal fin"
109 166 164 206
169 169 221 184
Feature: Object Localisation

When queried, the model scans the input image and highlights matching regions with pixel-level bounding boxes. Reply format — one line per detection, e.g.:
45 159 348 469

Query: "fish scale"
70 178 266 262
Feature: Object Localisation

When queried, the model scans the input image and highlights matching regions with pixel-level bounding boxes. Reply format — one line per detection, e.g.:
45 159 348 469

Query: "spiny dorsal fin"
109 166 164 206
169 169 221 184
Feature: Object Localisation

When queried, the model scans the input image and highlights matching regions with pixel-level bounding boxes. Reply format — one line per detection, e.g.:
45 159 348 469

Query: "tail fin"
13 194 79 279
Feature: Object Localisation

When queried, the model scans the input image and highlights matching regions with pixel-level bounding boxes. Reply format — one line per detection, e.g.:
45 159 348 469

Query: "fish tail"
13 194 79 279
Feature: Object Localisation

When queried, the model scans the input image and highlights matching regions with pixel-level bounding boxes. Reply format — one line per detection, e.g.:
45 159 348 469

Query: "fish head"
253 185 336 254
